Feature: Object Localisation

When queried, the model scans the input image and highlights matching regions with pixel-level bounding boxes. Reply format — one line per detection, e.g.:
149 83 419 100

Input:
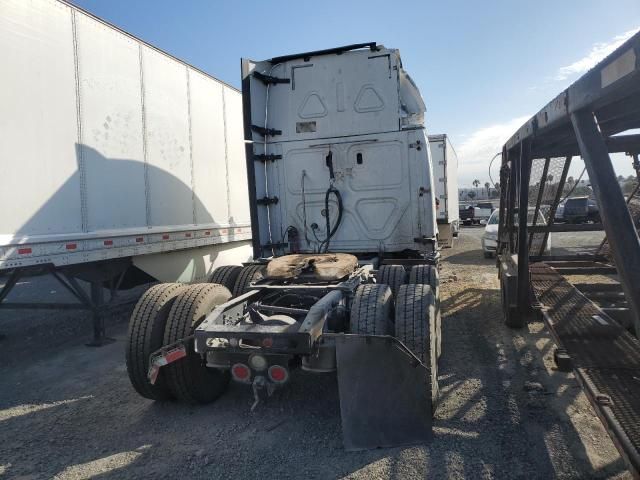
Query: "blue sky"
70 0 639 186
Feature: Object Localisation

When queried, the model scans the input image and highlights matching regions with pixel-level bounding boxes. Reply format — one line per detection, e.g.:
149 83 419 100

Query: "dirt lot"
0 228 631 479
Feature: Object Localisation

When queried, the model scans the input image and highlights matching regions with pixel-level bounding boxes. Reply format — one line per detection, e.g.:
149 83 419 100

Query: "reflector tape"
66 243 77 250
164 348 187 364
147 344 188 383
135 237 144 243
162 234 170 240
18 248 32 255
104 240 113 246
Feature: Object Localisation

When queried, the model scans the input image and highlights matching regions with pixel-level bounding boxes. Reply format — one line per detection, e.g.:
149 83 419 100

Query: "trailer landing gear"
0 262 132 346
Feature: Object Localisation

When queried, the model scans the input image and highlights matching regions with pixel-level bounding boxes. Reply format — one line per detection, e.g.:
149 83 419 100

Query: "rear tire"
208 265 242 292
377 265 406 296
408 265 441 359
349 284 393 335
232 264 265 297
164 283 233 404
408 265 438 290
395 284 439 409
126 283 187 400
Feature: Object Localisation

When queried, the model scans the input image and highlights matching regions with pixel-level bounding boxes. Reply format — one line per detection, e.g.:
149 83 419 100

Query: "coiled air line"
320 151 343 253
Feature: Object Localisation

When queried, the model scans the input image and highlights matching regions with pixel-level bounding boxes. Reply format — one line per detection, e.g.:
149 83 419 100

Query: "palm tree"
484 182 491 198
473 179 480 198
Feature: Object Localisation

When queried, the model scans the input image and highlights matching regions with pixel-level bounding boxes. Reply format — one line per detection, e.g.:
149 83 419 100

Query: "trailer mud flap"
335 334 432 451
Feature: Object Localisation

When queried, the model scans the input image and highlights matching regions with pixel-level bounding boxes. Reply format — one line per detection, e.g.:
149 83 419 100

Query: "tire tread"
208 265 242 291
232 265 265 297
126 283 187 400
164 283 232 404
395 284 439 407
378 265 406 296
349 284 393 335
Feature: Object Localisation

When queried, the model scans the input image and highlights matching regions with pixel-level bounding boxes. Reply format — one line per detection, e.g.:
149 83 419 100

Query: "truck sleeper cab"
126 43 442 451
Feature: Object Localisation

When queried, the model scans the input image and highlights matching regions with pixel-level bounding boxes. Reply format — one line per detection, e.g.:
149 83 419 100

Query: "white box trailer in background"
0 0 252 343
428 134 459 248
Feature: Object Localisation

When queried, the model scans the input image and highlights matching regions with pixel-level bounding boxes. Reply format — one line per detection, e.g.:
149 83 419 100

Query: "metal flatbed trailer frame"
497 31 640 475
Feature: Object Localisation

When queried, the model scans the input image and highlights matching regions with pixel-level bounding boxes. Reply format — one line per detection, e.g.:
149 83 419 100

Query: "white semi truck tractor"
127 43 441 450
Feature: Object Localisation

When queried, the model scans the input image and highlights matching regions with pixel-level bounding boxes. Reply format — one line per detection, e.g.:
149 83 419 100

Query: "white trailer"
428 134 459 247
0 0 252 343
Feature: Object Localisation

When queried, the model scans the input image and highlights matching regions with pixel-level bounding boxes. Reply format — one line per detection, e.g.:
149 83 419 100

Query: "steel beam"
529 157 550 248
527 223 605 233
517 140 532 313
0 269 21 304
571 109 640 335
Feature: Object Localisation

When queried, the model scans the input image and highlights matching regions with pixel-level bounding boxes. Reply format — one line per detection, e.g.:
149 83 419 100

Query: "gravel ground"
0 228 631 479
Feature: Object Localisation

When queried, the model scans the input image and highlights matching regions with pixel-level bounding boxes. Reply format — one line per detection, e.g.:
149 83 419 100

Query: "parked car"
554 201 566 223
481 210 500 257
460 205 476 226
460 202 495 226
562 196 600 223
482 209 550 258
475 202 495 225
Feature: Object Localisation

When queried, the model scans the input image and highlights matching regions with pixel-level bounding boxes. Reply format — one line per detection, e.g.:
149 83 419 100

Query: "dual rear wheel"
126 264 263 404
127 263 440 407
351 264 440 408
375 264 441 359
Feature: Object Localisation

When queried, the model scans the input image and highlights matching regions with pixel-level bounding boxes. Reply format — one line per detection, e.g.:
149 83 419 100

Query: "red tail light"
231 363 250 382
268 365 288 384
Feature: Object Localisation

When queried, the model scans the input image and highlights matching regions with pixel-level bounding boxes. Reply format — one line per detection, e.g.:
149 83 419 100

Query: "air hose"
321 186 343 252
320 150 344 252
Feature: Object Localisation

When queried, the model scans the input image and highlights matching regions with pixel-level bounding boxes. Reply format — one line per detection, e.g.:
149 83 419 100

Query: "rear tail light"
231 363 251 383
268 365 289 384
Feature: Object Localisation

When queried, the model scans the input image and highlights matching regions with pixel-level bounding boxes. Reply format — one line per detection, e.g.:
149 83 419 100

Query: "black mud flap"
334 334 432 451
